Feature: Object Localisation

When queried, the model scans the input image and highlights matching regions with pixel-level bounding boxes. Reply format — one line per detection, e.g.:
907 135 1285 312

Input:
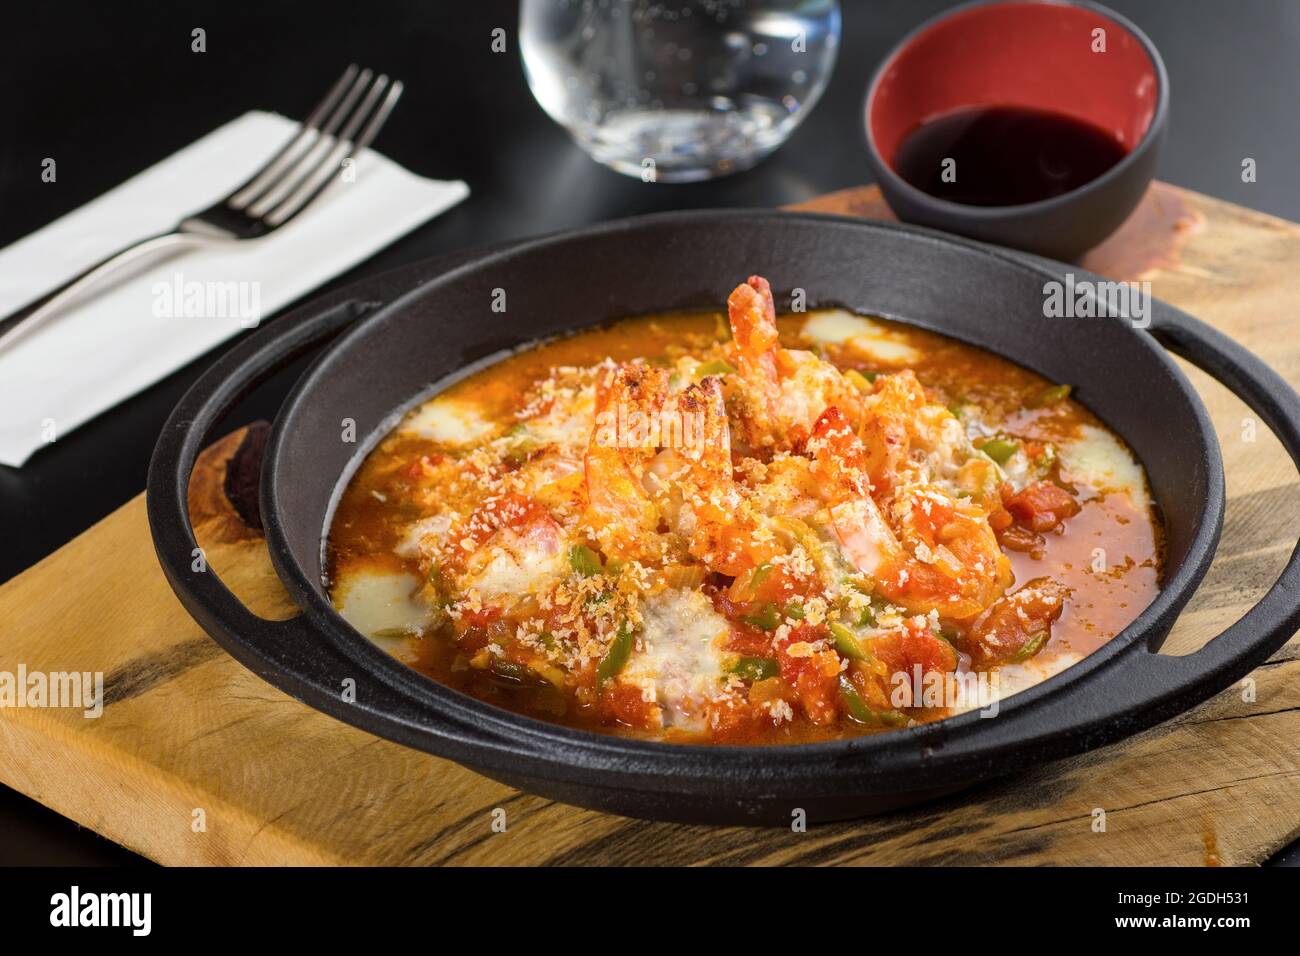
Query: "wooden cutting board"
2 182 1299 866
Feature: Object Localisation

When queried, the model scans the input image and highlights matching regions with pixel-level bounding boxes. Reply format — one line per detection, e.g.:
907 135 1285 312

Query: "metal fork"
0 65 403 355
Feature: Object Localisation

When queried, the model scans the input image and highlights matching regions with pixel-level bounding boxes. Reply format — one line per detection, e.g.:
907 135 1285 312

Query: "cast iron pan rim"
260 210 1219 772
861 0 1170 220
257 208 1223 780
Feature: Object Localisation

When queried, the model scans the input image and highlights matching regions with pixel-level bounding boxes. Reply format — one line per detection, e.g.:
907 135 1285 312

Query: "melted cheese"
400 396 497 446
847 336 923 365
801 309 922 365
1059 424 1149 506
395 514 453 559
802 309 881 344
620 589 729 730
967 650 1084 709
334 566 431 662
525 385 595 449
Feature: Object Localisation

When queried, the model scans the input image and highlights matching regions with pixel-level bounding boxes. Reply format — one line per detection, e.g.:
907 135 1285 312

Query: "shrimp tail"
727 275 782 447
668 375 732 476
809 405 871 499
583 363 669 560
808 406 903 577
727 275 780 358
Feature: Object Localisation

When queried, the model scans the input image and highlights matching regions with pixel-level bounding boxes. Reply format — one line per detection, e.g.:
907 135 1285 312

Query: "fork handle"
0 230 199 355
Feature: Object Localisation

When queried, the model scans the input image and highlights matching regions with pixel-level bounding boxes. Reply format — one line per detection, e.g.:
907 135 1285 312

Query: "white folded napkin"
0 110 468 467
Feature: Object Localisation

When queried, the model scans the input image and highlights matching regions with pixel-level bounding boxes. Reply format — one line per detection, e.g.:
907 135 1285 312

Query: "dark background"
1 0 1298 865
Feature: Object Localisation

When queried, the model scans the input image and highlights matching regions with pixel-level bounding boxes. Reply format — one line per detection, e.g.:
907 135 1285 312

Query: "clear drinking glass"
520 0 841 182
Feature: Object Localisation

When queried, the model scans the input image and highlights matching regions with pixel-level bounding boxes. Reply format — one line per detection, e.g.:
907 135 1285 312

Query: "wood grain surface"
1 182 1298 865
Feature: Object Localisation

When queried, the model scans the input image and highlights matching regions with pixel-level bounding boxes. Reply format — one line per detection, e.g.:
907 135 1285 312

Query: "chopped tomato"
452 605 504 652
881 560 955 607
726 625 777 658
1004 481 1080 533
726 559 810 607
908 494 956 543
710 589 758 627
458 605 501 630
688 522 780 579
987 507 1013 533
879 551 1008 623
707 699 768 743
775 624 841 725
442 492 561 574
870 619 959 680
598 681 660 730
997 523 1046 554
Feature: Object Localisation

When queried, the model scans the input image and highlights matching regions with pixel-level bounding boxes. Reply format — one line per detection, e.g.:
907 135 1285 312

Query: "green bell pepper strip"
596 621 634 686
829 621 866 661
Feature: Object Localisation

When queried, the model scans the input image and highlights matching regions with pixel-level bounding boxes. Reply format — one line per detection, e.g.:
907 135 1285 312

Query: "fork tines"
229 64 403 227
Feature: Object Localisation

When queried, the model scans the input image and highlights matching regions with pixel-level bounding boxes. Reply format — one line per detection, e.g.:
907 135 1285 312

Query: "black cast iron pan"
147 211 1300 825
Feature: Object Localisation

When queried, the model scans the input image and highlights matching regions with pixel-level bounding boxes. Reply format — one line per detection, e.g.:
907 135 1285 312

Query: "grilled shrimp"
666 376 778 577
583 363 773 573
726 275 864 451
810 407 1011 619
858 370 925 495
809 406 906 578
583 363 669 561
726 276 782 447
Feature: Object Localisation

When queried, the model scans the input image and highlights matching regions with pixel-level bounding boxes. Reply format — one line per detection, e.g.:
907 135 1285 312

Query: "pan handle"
1045 305 1300 739
1141 306 1300 682
148 290 513 756
146 298 386 708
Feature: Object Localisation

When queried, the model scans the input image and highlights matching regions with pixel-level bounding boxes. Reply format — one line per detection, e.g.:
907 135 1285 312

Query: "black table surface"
2 0 1299 866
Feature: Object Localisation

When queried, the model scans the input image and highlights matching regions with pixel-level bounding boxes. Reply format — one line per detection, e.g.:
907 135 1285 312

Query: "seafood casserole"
326 276 1161 744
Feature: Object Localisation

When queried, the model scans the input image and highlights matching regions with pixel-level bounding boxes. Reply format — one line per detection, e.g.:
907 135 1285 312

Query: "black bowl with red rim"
864 0 1168 261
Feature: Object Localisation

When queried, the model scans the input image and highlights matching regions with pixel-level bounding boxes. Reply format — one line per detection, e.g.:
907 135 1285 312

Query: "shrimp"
858 370 925 495
963 579 1070 666
583 363 668 562
628 375 774 577
439 492 567 599
726 276 782 448
583 360 780 575
663 375 734 480
809 406 906 578
726 275 865 451
889 484 1012 617
810 406 1011 619
667 377 778 577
